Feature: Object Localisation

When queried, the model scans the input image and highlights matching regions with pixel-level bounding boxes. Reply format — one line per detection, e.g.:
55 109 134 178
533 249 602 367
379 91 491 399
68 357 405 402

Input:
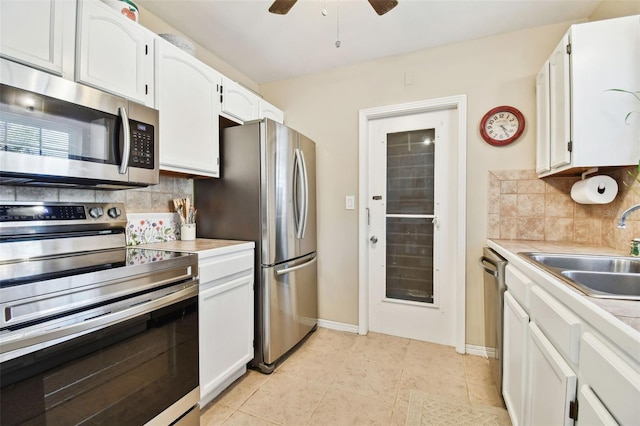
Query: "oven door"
0 290 199 425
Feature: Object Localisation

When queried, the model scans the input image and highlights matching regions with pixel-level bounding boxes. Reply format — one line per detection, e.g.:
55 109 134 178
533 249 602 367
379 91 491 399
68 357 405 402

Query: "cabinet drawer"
530 286 581 364
199 250 253 284
506 265 533 309
580 332 640 426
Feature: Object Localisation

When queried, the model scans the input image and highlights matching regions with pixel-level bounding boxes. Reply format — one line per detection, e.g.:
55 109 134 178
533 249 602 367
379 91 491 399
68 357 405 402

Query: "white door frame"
358 95 467 354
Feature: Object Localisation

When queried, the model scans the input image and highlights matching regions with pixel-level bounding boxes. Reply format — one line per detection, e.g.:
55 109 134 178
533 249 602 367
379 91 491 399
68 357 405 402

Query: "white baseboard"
317 319 359 334
466 344 496 359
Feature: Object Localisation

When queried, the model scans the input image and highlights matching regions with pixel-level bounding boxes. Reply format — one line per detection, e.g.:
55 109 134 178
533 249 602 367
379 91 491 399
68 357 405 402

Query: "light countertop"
138 238 254 256
488 239 640 336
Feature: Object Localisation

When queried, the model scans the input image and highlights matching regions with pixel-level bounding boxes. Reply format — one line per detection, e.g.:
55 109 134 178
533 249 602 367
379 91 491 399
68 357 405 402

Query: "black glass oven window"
0 297 198 425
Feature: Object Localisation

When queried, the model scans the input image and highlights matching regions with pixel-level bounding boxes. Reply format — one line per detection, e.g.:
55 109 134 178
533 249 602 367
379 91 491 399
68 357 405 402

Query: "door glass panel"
385 129 435 303
386 217 434 303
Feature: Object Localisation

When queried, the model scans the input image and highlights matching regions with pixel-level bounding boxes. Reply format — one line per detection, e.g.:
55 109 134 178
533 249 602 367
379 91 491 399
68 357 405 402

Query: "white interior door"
367 109 456 346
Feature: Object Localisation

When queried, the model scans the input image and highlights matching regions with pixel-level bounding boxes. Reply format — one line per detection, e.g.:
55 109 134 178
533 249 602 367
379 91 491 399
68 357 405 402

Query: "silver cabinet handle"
276 256 317 276
118 106 130 174
370 236 378 243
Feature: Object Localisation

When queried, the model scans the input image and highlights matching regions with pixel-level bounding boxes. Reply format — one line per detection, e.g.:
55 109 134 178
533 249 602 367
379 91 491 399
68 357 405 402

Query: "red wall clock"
480 106 526 146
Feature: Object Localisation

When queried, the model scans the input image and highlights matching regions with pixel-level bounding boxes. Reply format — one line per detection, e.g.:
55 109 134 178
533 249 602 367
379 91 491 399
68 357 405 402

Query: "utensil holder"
180 223 196 241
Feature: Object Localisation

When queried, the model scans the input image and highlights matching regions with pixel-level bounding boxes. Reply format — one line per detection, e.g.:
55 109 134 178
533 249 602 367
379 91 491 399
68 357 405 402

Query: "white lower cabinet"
198 246 254 406
577 385 618 426
579 332 640 425
501 256 640 426
525 322 577 426
503 291 529 426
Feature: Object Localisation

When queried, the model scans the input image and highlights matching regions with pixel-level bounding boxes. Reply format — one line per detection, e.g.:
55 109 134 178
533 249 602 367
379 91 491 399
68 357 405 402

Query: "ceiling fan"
269 0 398 16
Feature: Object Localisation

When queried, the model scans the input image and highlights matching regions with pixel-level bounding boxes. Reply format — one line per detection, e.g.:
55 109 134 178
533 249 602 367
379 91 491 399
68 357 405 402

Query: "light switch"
345 195 355 210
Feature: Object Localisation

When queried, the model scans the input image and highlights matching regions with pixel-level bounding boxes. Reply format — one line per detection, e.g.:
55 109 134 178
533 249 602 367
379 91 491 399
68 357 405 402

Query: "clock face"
480 106 525 146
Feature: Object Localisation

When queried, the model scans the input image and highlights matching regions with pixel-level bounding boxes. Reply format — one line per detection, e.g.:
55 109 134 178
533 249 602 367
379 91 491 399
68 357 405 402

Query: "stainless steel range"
0 202 200 425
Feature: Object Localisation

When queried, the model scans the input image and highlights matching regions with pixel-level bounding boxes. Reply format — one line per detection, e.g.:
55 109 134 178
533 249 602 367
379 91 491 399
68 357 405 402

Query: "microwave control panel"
129 120 155 169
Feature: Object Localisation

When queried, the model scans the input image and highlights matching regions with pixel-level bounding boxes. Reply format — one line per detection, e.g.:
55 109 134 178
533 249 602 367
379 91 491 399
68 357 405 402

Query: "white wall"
259 21 579 346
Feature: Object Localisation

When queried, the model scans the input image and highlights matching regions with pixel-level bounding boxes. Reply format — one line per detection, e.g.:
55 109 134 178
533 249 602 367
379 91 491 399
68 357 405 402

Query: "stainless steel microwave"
0 59 159 189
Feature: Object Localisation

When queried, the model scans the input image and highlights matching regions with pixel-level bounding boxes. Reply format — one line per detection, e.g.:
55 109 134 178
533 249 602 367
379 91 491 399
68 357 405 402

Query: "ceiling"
136 0 601 84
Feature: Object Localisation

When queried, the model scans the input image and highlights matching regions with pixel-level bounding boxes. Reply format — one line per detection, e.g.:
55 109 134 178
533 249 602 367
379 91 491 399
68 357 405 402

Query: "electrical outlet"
345 195 355 210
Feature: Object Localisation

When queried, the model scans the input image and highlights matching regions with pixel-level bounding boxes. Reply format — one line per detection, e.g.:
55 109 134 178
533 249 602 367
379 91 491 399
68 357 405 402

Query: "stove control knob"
108 207 122 218
89 207 104 219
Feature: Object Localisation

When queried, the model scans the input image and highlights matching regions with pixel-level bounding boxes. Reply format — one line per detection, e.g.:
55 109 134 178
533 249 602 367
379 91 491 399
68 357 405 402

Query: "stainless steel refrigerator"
194 119 317 374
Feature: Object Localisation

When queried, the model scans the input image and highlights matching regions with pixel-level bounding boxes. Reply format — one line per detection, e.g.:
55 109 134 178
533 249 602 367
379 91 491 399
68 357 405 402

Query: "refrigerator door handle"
294 148 305 239
299 149 309 239
275 256 317 276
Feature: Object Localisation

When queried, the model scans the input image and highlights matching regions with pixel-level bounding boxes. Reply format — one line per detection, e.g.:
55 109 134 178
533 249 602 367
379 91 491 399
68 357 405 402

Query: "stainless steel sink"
561 271 640 298
525 253 640 274
519 252 640 300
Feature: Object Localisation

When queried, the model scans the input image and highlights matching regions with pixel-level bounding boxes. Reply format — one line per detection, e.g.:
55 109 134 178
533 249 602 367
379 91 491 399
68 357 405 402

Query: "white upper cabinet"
0 0 76 79
259 99 284 124
537 15 640 177
536 60 551 174
220 76 260 123
156 38 221 177
548 33 572 172
76 0 155 107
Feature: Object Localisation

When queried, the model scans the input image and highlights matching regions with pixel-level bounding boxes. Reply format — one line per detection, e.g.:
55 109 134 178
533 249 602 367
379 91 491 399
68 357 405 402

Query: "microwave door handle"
118 106 130 174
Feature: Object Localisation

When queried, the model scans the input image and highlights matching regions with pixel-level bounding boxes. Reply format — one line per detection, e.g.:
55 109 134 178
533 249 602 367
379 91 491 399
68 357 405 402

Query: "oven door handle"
0 285 197 357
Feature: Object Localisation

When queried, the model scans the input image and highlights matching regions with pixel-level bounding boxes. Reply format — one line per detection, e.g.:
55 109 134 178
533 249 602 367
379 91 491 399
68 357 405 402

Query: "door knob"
370 236 378 243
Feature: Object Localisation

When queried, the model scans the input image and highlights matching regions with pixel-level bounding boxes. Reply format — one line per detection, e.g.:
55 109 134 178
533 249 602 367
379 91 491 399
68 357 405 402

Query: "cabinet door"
156 39 221 177
548 33 571 170
0 0 75 78
199 273 254 402
570 16 640 168
580 332 640 425
259 99 284 124
76 0 154 106
526 322 577 426
503 291 529 426
221 76 260 122
536 60 551 174
577 385 618 426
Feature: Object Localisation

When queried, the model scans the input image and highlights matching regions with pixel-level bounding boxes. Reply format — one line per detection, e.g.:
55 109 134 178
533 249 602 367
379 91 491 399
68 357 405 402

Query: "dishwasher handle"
480 256 499 277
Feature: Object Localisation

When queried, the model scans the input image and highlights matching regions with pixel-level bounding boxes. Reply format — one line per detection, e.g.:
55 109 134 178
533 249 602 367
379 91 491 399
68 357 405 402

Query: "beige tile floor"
201 328 505 425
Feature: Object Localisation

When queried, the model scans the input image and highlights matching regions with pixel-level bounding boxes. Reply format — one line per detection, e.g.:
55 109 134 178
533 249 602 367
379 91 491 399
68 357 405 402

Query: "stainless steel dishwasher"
480 246 507 395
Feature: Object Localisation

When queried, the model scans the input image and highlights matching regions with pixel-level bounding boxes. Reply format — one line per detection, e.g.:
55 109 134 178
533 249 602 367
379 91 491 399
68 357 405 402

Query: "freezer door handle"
276 256 317 276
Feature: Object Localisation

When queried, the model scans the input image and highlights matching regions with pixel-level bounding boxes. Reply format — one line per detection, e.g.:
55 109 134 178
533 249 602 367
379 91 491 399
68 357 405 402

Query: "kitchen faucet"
617 203 640 228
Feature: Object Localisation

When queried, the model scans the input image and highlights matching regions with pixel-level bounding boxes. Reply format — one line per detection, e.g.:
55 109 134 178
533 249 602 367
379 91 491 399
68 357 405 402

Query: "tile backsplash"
126 212 180 245
488 168 640 250
0 174 194 213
